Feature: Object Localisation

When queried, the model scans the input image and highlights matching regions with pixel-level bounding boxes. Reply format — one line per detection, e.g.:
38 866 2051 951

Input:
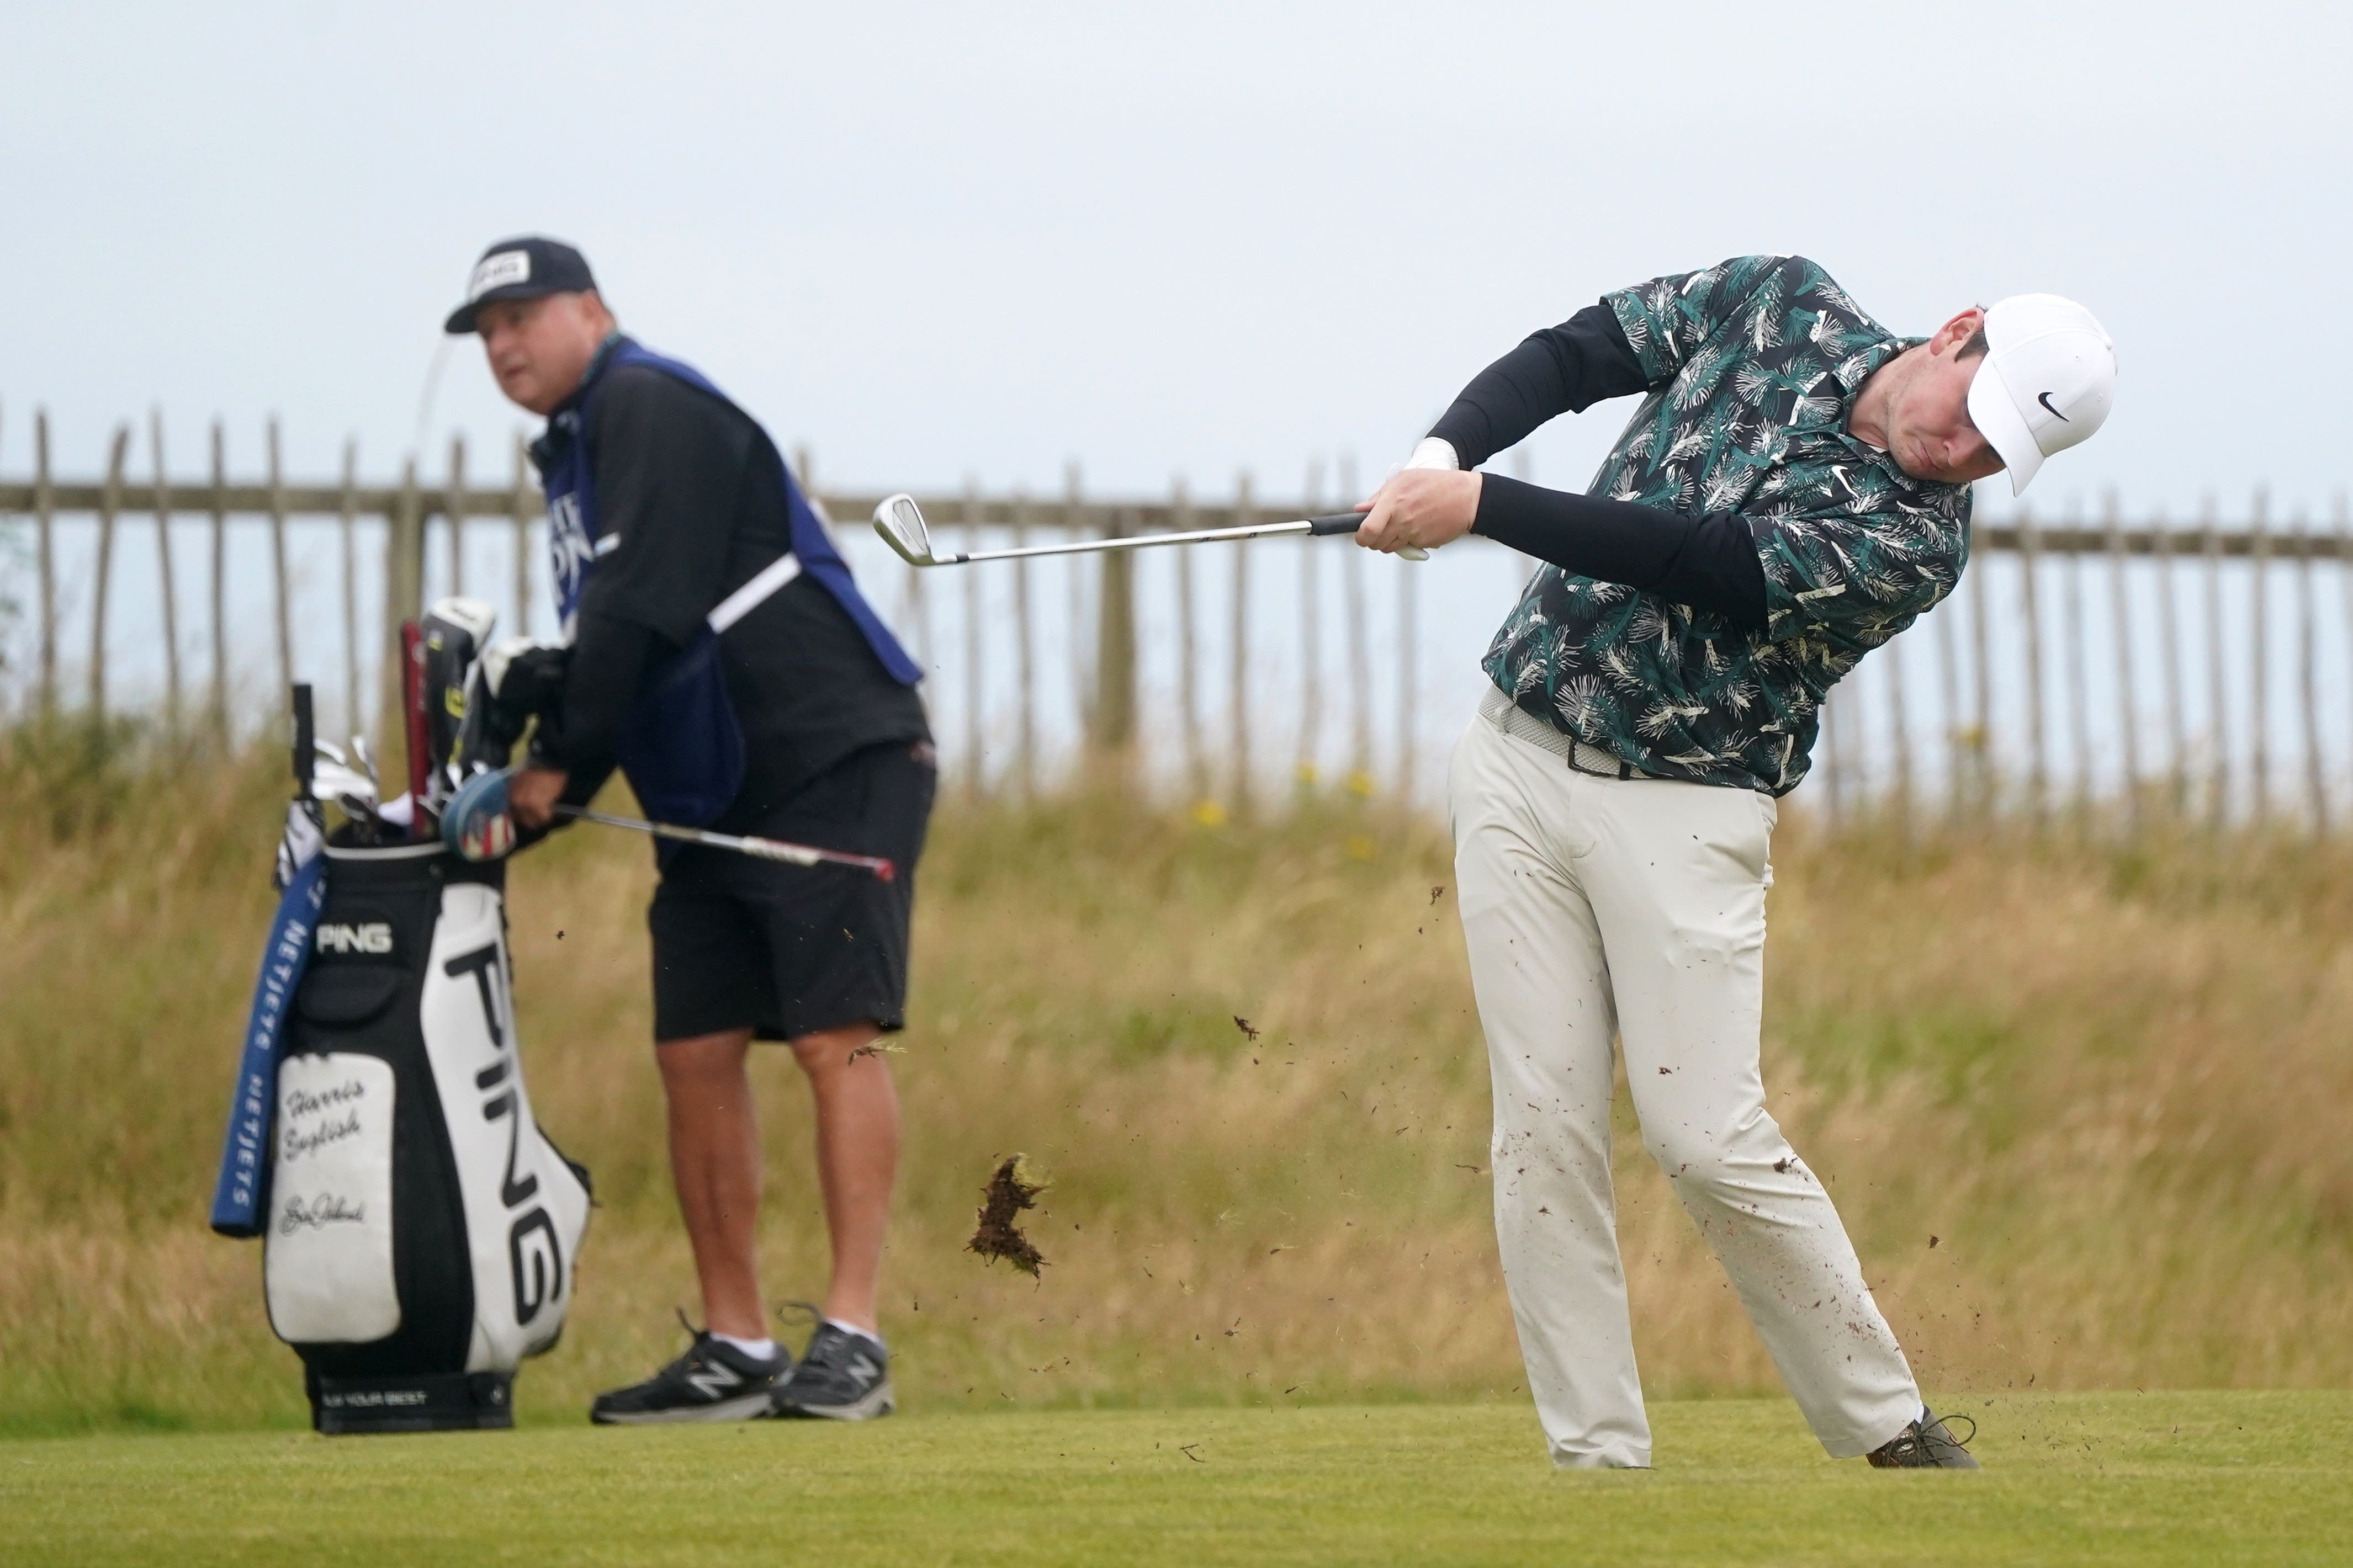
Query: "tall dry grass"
2 726 2349 1433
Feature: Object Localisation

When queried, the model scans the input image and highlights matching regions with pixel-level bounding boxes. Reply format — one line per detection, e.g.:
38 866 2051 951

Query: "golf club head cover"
442 768 517 863
420 597 498 806
274 798 327 892
454 637 571 780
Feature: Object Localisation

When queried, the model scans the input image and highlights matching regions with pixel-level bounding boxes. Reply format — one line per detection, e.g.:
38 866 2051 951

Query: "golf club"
351 736 380 798
437 768 899 879
551 806 898 880
399 620 431 840
871 493 1429 567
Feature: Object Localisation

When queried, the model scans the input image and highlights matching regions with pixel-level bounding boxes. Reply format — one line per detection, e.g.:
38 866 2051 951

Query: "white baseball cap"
1965 294 2115 496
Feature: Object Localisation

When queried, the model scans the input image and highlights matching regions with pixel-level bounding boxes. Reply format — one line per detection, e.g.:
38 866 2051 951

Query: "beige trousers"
1449 708 1921 1468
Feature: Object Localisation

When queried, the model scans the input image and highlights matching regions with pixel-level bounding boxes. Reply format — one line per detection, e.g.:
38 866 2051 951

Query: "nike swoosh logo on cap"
2037 391 2070 422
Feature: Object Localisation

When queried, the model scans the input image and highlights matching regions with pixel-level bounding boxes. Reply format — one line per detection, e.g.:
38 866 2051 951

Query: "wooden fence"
3 407 2350 832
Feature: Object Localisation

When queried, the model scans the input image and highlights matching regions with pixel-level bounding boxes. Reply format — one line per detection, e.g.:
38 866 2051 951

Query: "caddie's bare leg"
656 1027 766 1340
789 1023 900 1336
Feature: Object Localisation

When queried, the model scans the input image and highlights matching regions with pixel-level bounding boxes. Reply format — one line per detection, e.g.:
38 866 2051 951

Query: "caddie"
1353 255 2114 1468
446 235 934 1423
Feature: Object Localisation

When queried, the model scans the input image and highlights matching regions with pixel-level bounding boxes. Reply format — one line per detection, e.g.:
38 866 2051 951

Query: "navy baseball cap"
443 236 598 334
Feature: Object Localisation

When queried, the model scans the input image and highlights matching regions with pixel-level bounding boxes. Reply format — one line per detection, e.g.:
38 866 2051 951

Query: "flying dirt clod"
968 1155 1051 1277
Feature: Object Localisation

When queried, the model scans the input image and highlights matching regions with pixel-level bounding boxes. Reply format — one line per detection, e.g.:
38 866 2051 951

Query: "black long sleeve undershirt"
1429 302 1769 632
1428 304 1649 469
1473 477 1769 634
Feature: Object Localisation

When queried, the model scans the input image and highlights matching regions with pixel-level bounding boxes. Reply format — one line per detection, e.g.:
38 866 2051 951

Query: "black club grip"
290 683 315 800
1307 512 1368 536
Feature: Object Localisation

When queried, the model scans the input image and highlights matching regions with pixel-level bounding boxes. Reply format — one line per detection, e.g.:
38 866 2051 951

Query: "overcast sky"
4 1 2347 517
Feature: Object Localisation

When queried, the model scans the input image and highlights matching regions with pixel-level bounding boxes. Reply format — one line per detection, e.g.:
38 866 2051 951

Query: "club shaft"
553 805 895 879
944 518 1319 564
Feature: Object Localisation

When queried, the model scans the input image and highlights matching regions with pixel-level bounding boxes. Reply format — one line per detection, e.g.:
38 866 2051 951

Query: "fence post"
2154 511 2186 815
1886 626 1914 835
268 418 293 712
1174 477 1207 804
1296 457 1323 788
1232 471 1254 815
340 439 361 736
150 408 183 732
444 433 468 601
2294 508 2326 835
1011 488 1036 798
962 479 985 795
1933 580 1960 826
209 421 229 739
1065 464 1090 737
1092 504 1137 767
2340 493 2352 836
2061 504 2092 826
34 408 55 716
2105 491 2140 832
2202 497 2227 827
381 458 423 758
1969 540 1993 817
511 433 533 637
2018 505 2047 827
1339 454 1372 796
901 504 932 675
2249 488 2270 821
1818 687 1846 827
90 426 129 721
1397 525 1418 806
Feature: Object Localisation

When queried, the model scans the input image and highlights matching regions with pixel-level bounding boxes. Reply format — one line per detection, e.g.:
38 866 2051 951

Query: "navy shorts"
648 741 935 1044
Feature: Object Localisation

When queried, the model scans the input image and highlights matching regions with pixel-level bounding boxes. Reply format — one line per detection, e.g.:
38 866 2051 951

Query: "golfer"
1354 255 2114 1468
446 236 933 1423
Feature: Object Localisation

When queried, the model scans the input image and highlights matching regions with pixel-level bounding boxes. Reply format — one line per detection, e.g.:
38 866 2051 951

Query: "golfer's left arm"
1362 472 1962 642
1353 301 1769 631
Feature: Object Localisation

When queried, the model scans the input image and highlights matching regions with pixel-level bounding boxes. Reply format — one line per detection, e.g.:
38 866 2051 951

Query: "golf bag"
258 839 591 1433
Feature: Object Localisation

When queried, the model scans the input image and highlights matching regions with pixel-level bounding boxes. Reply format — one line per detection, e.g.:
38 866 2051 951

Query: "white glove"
1405 436 1460 472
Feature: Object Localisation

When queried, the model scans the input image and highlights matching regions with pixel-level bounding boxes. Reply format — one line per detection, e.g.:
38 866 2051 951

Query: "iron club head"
872 492 940 565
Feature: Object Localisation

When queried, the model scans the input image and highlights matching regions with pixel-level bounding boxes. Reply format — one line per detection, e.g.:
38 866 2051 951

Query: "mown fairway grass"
6 1393 2349 1567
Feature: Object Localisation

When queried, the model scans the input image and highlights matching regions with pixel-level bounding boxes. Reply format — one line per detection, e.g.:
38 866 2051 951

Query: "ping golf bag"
229 833 592 1434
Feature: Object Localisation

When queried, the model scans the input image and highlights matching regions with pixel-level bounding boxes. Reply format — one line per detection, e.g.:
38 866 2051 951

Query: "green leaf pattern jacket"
1481 254 1972 796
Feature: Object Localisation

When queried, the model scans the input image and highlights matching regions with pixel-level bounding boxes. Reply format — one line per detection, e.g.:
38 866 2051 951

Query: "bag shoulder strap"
707 551 802 634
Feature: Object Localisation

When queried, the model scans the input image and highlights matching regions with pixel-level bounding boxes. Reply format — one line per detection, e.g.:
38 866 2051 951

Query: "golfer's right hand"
508 766 569 831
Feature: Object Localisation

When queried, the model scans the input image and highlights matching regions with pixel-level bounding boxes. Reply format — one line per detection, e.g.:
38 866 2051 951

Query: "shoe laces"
1880 1410 1977 1464
662 1306 720 1373
1934 1412 1979 1449
783 1300 867 1370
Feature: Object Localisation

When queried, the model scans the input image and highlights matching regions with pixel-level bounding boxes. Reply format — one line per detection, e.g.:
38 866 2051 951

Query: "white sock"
825 1317 884 1351
712 1332 778 1362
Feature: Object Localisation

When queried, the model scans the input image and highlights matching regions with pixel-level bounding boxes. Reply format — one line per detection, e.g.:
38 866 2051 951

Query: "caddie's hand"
1353 468 1481 555
509 766 569 831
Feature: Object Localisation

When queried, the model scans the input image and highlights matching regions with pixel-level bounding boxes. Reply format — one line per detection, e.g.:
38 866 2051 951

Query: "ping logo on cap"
467 249 531 302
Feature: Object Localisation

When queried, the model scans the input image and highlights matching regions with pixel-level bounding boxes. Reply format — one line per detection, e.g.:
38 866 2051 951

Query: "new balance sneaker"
589 1315 789 1425
770 1322 895 1421
1867 1407 1980 1469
